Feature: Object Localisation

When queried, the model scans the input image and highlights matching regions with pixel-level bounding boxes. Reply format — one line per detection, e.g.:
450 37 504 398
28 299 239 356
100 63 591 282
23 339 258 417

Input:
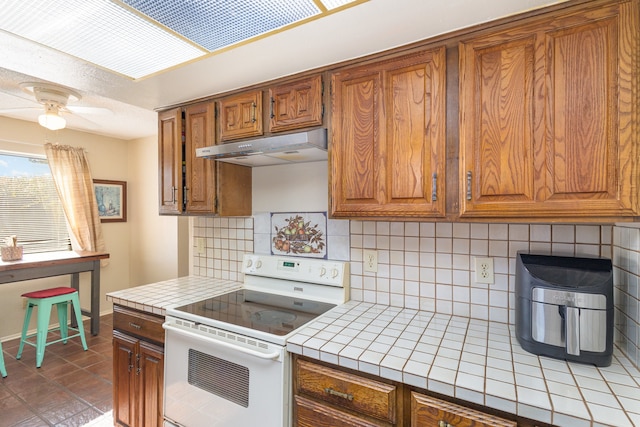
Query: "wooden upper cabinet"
331 48 447 219
218 90 263 142
269 75 323 132
158 108 183 215
184 102 216 213
459 0 639 219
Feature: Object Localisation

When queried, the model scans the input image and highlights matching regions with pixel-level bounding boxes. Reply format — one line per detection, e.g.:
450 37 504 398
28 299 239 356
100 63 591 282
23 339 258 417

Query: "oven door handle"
163 322 282 360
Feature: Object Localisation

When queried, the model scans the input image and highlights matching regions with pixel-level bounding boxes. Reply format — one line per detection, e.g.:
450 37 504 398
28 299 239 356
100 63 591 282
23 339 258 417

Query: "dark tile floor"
0 314 114 426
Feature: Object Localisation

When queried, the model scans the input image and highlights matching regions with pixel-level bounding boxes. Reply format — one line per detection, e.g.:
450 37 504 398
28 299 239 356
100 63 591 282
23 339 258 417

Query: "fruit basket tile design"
271 212 326 258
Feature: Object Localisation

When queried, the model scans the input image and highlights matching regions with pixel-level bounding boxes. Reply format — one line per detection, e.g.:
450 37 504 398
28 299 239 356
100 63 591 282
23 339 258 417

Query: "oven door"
163 318 289 427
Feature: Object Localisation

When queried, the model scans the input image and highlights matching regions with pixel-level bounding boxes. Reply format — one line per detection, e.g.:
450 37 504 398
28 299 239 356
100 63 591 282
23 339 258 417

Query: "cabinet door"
158 108 183 215
269 75 323 132
411 392 516 427
184 102 216 213
113 332 138 427
459 1 639 219
219 90 263 141
138 341 164 427
331 48 447 218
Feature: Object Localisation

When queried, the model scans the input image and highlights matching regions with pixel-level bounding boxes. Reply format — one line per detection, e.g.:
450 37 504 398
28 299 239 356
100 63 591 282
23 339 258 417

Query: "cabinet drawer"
411 392 516 427
295 395 384 427
113 305 165 344
296 359 397 424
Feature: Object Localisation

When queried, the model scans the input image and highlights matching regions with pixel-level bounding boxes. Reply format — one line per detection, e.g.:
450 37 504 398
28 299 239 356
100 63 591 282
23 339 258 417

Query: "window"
0 152 71 253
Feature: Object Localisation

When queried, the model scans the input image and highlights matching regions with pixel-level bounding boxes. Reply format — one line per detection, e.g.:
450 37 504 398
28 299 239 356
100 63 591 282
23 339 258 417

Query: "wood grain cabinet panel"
296 358 397 424
218 90 263 141
411 392 516 427
113 307 165 427
269 75 323 132
184 102 216 213
295 395 384 427
158 108 182 215
331 48 447 218
459 0 639 219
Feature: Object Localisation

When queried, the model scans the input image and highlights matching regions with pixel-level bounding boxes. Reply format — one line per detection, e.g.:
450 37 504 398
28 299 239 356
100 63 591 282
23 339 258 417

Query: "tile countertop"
106 276 242 315
107 279 639 426
287 301 640 427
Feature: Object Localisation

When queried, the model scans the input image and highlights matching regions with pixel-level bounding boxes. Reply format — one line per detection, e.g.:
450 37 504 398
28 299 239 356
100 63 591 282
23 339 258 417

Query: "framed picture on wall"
94 179 127 223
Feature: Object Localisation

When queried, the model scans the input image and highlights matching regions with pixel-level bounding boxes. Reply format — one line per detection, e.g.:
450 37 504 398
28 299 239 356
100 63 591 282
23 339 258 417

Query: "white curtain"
44 143 108 266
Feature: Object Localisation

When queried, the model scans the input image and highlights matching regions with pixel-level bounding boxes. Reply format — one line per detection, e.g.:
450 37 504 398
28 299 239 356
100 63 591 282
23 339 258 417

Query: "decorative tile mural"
271 212 327 258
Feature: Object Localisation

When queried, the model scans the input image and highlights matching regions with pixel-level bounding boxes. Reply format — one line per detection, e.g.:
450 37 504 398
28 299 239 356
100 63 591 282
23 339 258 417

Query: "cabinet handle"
136 353 141 376
128 322 141 330
431 173 438 201
171 186 177 204
184 186 189 204
251 102 257 123
127 351 133 373
270 97 275 119
438 421 453 427
466 171 472 201
324 387 353 401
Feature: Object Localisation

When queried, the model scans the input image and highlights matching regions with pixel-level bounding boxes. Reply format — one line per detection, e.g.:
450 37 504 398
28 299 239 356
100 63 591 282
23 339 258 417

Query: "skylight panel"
123 0 321 52
0 0 206 79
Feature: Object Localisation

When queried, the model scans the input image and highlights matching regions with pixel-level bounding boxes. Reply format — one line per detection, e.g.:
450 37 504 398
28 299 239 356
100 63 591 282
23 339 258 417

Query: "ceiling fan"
0 82 110 131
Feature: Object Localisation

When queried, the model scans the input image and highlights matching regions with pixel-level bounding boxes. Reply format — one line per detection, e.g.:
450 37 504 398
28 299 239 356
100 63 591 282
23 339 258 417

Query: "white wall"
127 135 188 286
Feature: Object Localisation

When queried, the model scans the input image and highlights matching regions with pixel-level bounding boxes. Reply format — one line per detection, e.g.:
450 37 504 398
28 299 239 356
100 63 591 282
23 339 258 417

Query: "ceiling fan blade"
0 106 40 113
66 105 113 116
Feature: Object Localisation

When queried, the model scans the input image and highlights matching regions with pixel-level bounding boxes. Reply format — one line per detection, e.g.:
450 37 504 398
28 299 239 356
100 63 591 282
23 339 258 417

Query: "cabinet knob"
466 171 472 201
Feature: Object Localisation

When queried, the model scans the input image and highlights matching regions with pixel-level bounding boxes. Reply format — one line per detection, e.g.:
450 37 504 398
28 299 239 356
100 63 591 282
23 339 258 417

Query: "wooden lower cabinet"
293 356 548 427
293 356 401 426
113 306 164 427
411 392 516 427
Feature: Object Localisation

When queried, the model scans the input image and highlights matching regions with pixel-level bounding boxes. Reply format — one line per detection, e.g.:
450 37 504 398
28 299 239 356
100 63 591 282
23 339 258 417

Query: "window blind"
0 153 71 254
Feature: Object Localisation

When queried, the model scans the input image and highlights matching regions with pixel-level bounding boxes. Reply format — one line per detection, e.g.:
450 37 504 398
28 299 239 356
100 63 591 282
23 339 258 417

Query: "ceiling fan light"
38 112 66 130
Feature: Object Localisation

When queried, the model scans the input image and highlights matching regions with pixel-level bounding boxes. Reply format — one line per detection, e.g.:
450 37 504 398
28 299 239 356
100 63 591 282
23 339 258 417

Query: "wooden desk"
0 251 110 335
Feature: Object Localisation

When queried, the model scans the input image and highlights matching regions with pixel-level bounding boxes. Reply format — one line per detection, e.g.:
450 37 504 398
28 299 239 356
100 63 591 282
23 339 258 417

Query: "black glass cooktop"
172 289 336 336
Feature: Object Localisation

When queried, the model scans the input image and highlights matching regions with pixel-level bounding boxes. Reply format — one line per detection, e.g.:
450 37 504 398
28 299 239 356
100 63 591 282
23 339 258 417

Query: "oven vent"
188 349 250 408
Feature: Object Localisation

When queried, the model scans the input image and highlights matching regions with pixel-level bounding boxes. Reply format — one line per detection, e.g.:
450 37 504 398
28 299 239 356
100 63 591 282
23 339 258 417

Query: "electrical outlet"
474 257 494 284
363 249 378 273
195 237 206 255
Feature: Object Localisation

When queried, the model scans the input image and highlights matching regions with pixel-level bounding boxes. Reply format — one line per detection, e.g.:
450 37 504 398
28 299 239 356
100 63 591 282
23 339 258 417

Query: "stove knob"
331 268 339 278
256 260 263 269
246 259 253 268
320 267 327 277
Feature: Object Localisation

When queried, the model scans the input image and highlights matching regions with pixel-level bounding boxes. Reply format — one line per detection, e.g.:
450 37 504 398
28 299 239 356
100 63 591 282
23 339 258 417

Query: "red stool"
16 287 88 368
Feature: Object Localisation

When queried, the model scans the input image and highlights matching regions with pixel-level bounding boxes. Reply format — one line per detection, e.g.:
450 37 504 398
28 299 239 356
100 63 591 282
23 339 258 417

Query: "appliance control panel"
243 254 349 288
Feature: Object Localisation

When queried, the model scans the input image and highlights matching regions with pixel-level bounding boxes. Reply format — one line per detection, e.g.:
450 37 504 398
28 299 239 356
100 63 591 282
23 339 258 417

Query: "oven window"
188 349 250 408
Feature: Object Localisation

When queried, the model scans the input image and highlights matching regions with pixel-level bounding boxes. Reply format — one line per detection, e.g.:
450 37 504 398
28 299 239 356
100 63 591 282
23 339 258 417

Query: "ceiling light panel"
0 0 206 79
122 0 323 52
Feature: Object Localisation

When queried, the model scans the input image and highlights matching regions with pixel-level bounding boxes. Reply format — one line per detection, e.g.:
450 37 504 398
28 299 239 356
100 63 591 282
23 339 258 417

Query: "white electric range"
163 254 350 427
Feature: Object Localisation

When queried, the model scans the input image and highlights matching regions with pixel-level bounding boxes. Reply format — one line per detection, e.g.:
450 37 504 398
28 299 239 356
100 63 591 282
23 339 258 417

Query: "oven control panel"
243 254 349 288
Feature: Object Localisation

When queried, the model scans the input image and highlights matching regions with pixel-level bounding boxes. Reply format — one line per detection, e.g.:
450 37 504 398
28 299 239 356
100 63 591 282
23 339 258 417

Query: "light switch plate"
196 237 206 255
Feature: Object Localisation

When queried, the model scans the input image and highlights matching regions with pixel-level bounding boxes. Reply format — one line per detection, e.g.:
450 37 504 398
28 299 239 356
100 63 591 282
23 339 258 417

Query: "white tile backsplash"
192 217 638 369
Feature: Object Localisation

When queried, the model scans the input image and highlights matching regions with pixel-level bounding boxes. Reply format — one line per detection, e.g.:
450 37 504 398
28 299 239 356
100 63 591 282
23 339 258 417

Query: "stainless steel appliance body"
515 253 613 366
163 254 349 427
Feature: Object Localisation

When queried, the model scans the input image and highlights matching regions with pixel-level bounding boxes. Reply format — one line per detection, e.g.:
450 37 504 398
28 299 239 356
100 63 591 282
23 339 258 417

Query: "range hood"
195 128 327 167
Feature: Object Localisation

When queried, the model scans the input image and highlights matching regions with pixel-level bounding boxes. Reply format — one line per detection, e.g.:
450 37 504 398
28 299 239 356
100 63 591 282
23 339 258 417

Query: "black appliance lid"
172 289 336 336
518 253 612 288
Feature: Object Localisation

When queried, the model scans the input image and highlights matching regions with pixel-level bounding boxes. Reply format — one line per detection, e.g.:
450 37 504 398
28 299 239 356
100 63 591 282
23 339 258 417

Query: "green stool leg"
16 301 34 360
56 301 69 343
0 341 7 378
70 293 88 351
35 298 54 368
